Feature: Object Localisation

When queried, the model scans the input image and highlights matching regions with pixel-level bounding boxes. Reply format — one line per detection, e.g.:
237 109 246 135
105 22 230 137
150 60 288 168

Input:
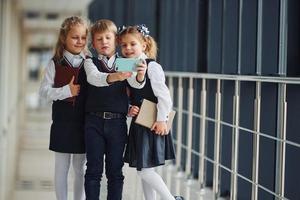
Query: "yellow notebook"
134 99 176 132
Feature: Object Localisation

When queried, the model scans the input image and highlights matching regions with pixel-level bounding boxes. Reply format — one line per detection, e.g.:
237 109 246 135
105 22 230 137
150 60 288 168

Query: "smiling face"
119 33 146 58
92 30 116 58
64 24 87 55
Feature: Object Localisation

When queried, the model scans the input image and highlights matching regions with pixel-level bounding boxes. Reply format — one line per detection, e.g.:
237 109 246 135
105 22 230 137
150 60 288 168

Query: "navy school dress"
124 59 175 170
49 58 87 153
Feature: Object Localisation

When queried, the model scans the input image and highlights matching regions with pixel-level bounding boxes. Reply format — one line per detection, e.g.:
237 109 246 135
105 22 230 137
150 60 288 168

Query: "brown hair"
53 16 89 60
90 19 117 41
118 25 158 60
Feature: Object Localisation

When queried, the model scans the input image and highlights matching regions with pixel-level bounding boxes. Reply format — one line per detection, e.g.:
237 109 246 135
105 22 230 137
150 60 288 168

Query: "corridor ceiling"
17 0 92 48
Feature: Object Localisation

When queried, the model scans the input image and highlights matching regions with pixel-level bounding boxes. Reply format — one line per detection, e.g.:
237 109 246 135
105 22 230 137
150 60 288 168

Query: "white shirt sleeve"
126 74 146 89
84 58 110 87
39 60 72 102
147 62 172 121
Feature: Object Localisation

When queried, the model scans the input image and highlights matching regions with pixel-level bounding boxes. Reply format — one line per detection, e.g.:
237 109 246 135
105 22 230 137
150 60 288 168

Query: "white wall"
0 0 26 199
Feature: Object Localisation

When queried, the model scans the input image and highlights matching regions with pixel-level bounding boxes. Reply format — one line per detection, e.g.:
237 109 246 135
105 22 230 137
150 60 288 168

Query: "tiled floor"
12 80 225 200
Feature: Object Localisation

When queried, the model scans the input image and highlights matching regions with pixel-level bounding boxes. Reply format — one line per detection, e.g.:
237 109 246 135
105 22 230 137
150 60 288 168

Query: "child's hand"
107 72 132 83
128 105 139 117
69 76 80 96
151 121 168 135
136 60 147 82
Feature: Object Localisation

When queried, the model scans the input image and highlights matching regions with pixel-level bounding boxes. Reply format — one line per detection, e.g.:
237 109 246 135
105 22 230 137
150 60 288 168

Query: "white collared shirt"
84 53 145 88
138 53 173 121
39 50 85 102
64 50 85 68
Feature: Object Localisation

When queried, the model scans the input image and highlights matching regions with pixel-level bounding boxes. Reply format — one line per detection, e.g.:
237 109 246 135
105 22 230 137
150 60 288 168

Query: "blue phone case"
115 58 139 72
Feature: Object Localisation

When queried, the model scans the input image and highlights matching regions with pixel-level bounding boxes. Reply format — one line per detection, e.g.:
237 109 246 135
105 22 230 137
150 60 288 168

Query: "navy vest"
85 57 129 114
52 58 87 123
129 59 157 106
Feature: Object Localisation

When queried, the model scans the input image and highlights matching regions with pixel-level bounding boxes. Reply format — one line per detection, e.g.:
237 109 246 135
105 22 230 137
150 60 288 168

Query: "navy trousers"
84 114 127 200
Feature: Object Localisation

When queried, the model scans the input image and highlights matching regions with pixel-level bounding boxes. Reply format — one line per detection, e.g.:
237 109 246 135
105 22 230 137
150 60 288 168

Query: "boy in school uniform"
83 19 146 200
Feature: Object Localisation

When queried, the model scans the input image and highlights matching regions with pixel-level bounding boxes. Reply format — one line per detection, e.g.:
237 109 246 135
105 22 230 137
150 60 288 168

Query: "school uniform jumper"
39 50 87 200
84 55 128 200
50 56 87 153
124 58 176 171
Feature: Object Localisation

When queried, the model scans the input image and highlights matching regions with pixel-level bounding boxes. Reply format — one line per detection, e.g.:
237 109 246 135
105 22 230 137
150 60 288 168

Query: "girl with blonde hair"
39 16 89 200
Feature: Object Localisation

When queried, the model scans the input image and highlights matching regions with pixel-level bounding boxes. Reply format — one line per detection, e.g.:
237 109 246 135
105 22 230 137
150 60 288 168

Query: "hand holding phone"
135 59 147 82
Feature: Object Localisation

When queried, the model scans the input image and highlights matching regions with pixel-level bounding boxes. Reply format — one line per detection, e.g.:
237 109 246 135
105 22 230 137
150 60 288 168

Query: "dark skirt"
124 121 175 171
49 121 85 153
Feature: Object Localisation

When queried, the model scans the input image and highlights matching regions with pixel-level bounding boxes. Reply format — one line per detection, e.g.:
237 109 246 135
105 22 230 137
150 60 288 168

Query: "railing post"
251 81 261 200
185 78 194 177
256 0 263 75
275 83 287 199
199 79 207 189
278 0 288 75
168 77 174 105
230 80 240 200
176 78 183 171
275 0 288 196
213 79 222 198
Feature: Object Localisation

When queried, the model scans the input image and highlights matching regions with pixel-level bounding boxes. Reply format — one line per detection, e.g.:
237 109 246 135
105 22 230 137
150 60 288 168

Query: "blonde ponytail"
144 36 157 60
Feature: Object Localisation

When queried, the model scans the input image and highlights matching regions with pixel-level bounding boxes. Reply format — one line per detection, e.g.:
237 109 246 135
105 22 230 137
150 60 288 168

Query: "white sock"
137 168 175 200
54 152 71 200
141 179 156 200
72 154 86 200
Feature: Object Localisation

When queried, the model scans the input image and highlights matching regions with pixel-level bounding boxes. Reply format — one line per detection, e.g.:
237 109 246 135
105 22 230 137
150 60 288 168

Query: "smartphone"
115 58 140 72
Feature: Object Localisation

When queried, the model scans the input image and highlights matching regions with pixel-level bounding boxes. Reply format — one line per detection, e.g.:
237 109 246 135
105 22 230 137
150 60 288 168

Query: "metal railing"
166 72 300 200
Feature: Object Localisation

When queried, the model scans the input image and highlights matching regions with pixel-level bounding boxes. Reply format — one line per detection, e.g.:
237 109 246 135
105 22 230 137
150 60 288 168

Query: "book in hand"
134 99 176 133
